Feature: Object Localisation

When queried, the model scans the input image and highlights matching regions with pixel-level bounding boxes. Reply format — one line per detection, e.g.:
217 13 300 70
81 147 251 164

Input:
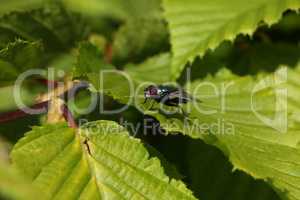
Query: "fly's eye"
149 87 157 95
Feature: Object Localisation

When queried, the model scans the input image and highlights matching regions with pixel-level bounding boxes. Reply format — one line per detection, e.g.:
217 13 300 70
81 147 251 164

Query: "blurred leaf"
0 84 44 112
162 0 300 79
0 137 11 163
0 2 88 50
0 162 41 200
45 53 76 78
226 41 300 75
0 0 45 16
63 0 167 66
112 19 169 65
0 40 47 112
0 39 44 83
186 40 300 79
12 121 196 199
62 0 163 20
74 42 113 77
273 11 300 34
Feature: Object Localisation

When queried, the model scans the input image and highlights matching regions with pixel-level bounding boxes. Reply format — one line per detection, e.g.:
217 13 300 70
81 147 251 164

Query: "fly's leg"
149 100 156 110
143 98 148 104
143 98 155 110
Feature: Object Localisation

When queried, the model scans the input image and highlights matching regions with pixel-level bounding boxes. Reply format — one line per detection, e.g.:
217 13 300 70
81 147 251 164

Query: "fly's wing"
166 91 188 103
168 90 202 103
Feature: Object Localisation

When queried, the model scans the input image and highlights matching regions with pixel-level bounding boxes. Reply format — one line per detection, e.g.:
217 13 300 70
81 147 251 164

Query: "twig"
0 80 90 124
61 103 78 129
0 101 49 123
104 43 113 63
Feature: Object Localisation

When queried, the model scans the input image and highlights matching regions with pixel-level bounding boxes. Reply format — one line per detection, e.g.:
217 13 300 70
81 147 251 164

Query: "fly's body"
144 85 192 106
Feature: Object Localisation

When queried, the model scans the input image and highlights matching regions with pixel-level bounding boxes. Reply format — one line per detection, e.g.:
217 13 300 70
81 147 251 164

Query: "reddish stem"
0 101 49 123
0 81 89 126
61 104 78 129
35 78 59 88
104 43 113 63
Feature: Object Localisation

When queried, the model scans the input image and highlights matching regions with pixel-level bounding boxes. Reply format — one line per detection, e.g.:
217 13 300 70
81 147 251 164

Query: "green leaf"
0 0 45 16
124 53 171 84
225 42 300 75
0 138 41 200
11 121 197 200
147 66 300 200
62 0 163 20
162 0 300 79
185 139 280 200
45 53 77 77
0 39 44 83
0 84 44 112
0 162 42 200
154 135 280 200
112 19 169 64
74 42 113 77
0 2 88 50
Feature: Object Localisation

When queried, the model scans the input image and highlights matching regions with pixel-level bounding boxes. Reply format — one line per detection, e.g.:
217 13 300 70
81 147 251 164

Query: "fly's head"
144 85 160 100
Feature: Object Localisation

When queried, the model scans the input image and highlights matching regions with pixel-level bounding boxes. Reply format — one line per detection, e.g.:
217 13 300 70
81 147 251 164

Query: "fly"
144 85 200 111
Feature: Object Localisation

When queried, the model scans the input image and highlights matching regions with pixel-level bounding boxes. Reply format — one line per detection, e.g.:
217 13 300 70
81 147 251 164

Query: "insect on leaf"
11 121 197 200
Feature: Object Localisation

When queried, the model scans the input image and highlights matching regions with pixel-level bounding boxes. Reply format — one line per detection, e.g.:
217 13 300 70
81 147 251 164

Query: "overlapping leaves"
78 38 300 199
1 1 300 200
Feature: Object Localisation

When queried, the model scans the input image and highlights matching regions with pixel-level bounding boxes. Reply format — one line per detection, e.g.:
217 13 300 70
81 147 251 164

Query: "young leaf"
147 66 300 200
11 121 197 200
162 0 300 79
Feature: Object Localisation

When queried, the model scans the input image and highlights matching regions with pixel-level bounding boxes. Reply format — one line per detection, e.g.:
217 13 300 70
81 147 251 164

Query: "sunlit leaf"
11 121 196 199
147 66 300 200
162 0 300 79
